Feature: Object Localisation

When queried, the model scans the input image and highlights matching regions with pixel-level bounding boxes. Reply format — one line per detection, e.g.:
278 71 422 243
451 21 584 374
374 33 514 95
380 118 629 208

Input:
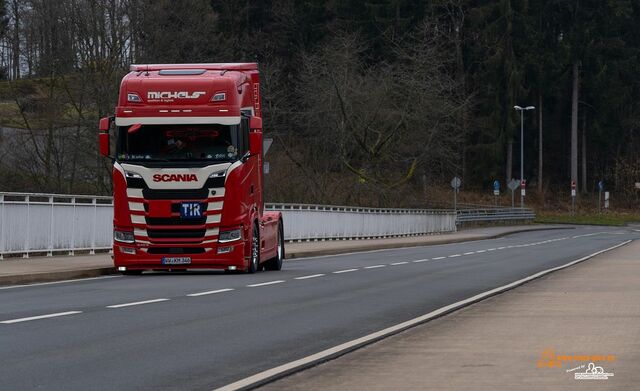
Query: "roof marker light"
127 93 142 102
212 92 226 102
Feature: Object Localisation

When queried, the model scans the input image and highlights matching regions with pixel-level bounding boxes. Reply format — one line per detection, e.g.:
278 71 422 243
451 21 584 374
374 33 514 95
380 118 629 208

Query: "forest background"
0 0 638 210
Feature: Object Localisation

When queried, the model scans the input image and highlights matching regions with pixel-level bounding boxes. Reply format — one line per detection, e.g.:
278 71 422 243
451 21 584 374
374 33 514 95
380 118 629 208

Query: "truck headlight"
218 228 242 243
114 230 135 244
125 171 142 179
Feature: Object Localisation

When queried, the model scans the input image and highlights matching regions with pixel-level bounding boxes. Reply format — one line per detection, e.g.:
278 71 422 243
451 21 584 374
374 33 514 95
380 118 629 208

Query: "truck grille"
142 188 210 200
127 175 223 245
147 229 206 238
146 217 207 226
147 247 206 255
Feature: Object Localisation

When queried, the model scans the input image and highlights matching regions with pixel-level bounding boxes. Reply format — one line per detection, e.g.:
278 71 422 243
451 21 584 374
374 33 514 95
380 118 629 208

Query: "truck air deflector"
158 69 206 75
115 116 241 126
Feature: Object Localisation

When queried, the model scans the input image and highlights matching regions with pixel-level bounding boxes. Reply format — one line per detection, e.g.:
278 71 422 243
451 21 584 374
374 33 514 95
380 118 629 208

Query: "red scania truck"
98 63 284 274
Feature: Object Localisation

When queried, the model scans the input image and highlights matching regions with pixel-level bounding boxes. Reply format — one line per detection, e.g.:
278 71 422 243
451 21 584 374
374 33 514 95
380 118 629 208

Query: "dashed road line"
294 274 325 280
0 275 122 290
476 249 486 253
107 298 169 308
390 261 408 266
364 265 386 269
247 280 285 287
432 256 446 260
448 254 461 258
463 252 474 255
412 259 430 263
187 288 234 297
333 269 358 274
1 311 82 324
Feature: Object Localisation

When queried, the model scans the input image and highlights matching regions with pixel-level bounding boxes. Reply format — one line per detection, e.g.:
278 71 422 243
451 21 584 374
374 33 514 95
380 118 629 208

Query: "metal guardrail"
0 192 531 258
0 193 114 259
456 207 535 223
265 203 456 241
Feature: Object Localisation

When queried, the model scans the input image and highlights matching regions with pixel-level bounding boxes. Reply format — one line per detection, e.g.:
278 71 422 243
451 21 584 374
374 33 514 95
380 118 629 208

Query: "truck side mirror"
99 116 112 157
249 131 263 157
99 133 110 157
249 116 263 156
249 116 262 131
99 117 110 131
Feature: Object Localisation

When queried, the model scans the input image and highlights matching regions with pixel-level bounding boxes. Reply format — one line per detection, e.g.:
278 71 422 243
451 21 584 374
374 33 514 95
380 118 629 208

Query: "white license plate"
161 257 192 265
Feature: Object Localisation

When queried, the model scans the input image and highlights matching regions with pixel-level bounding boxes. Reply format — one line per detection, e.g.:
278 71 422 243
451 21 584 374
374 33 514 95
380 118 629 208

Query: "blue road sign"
598 180 604 192
493 180 500 191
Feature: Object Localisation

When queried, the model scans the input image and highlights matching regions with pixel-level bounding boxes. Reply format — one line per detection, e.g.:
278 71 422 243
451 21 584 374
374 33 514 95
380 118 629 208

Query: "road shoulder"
261 239 640 391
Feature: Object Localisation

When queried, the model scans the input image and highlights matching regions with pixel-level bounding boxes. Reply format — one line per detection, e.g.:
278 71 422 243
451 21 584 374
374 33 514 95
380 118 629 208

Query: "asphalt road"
1 226 638 390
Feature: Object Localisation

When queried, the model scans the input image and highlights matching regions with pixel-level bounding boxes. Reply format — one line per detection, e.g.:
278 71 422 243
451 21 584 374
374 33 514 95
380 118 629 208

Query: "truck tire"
247 223 259 274
265 221 284 271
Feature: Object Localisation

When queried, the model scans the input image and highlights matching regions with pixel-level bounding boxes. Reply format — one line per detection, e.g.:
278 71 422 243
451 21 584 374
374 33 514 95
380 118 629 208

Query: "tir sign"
180 202 203 219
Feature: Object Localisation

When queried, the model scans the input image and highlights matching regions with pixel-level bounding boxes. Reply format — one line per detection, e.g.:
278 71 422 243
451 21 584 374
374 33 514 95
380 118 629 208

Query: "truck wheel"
265 221 284 271
247 224 259 274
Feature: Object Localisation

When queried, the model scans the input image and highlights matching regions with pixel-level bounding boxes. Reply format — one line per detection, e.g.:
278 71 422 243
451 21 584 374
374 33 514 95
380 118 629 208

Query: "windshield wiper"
122 157 171 162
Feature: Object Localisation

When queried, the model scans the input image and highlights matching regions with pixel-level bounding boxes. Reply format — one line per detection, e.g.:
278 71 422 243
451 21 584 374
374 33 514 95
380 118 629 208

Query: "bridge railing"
0 192 533 258
265 203 456 241
0 193 113 259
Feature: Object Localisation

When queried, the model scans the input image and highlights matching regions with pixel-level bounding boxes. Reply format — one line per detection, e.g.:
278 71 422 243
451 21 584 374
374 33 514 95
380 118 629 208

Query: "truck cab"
99 63 284 274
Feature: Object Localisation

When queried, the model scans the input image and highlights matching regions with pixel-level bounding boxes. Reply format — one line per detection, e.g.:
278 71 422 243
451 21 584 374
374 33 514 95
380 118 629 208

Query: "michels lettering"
153 174 198 182
147 91 206 99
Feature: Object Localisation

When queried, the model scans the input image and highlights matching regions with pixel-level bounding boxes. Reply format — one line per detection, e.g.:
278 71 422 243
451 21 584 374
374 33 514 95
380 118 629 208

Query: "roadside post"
520 179 526 208
604 191 610 210
493 180 500 206
571 180 577 215
451 176 461 214
507 179 519 208
598 180 604 213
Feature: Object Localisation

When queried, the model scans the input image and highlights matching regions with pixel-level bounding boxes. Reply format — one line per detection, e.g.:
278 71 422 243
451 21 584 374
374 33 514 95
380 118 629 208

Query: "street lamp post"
514 105 535 208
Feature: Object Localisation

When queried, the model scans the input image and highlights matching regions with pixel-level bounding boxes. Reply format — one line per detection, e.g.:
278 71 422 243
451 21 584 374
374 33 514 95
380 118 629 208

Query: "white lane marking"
448 254 461 258
572 232 602 238
390 261 408 266
432 256 446 260
463 252 474 255
333 269 358 274
187 288 234 297
0 275 122 290
107 298 169 308
633 229 640 232
247 280 285 287
364 265 386 269
412 259 430 263
476 250 486 253
294 274 325 280
497 247 507 250
213 239 633 391
487 248 496 251
1 311 82 324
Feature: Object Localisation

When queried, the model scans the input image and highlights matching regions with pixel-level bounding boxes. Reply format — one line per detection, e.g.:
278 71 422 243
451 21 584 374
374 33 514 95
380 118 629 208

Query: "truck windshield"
116 124 243 162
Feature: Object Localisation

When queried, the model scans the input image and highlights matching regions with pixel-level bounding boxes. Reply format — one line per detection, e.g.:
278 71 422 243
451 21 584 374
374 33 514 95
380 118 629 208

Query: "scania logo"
147 91 206 99
153 174 198 182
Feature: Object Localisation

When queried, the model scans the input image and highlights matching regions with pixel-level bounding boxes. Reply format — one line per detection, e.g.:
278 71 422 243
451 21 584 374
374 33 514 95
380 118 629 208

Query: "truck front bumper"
113 241 248 271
